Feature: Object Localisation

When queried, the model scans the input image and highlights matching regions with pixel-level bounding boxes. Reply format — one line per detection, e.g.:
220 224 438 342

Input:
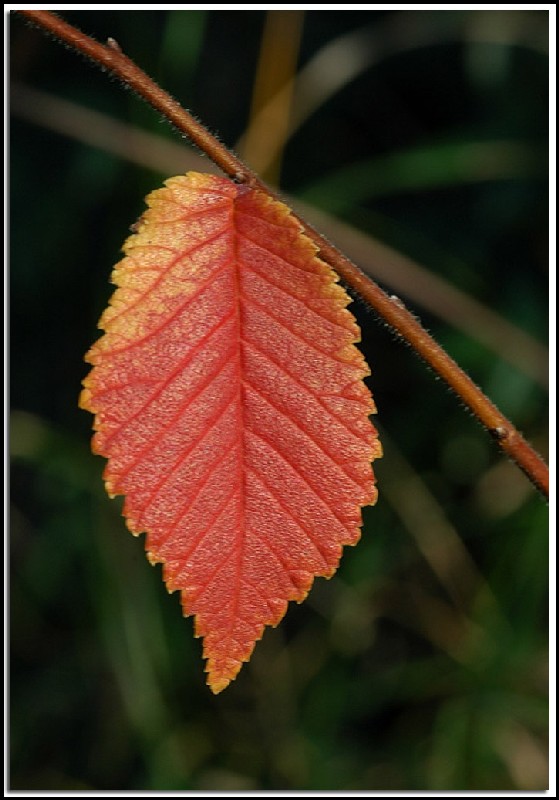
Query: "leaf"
80 172 382 693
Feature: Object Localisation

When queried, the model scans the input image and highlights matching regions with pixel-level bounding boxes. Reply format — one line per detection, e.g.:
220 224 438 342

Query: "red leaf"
80 172 382 693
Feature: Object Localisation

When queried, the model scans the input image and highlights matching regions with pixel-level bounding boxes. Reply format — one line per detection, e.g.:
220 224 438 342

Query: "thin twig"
16 10 549 498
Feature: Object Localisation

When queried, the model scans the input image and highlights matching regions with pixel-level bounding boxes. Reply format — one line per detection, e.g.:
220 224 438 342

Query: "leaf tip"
205 656 245 694
207 675 231 695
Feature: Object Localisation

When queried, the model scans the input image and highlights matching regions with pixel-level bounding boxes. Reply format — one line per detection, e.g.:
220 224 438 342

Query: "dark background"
10 10 549 791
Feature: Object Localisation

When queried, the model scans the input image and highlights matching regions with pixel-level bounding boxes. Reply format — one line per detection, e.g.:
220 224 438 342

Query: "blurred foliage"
10 9 549 791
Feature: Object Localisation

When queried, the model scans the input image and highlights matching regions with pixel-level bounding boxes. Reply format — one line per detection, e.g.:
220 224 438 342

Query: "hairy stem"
17 10 549 498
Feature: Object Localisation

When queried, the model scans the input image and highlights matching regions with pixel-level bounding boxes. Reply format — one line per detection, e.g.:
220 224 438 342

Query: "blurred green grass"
10 9 549 791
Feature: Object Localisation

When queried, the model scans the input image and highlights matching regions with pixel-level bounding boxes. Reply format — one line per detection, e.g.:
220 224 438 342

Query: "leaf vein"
134 387 239 524
238 241 351 332
110 224 232 327
146 198 231 221
243 379 362 489
242 290 357 367
244 338 370 442
241 576 282 617
188 547 236 605
102 308 236 451
247 467 331 570
105 258 233 355
247 427 348 531
169 482 240 585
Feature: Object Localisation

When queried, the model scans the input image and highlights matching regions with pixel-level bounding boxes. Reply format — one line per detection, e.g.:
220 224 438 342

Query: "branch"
17 10 549 498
